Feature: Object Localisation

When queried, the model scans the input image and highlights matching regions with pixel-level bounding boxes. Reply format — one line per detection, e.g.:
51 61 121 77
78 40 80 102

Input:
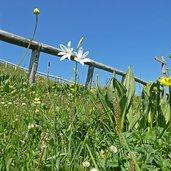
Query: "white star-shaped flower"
58 41 73 61
74 47 90 66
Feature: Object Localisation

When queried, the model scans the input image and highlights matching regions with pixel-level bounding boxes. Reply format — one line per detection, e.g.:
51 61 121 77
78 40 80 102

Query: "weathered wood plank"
0 29 147 86
28 49 40 84
85 65 94 89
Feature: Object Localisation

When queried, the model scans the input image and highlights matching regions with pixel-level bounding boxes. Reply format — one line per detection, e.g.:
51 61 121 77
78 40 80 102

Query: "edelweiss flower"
74 47 90 65
58 41 73 61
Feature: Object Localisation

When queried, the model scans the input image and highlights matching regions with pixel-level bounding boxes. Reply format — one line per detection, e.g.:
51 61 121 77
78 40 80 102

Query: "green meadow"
0 63 171 171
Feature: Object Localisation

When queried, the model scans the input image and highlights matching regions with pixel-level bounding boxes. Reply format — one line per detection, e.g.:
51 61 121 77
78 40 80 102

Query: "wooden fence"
0 29 147 88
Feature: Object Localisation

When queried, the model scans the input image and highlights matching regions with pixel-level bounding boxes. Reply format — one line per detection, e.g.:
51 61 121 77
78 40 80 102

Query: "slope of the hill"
0 64 170 171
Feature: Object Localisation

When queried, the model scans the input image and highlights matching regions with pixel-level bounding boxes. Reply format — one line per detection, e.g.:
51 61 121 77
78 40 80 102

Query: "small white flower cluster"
35 109 40 113
82 160 99 171
34 101 41 105
22 102 26 106
82 160 90 168
110 145 118 153
8 102 12 105
28 123 40 130
28 123 35 129
58 41 90 66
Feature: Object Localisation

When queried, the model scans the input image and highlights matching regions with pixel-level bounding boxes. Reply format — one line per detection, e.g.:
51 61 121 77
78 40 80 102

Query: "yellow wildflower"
9 85 14 89
70 88 75 92
157 77 171 86
52 86 56 89
33 8 40 15
34 97 40 102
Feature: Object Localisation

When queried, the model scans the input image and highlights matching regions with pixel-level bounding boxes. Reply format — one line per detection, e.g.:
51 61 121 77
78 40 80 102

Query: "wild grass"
0 64 171 171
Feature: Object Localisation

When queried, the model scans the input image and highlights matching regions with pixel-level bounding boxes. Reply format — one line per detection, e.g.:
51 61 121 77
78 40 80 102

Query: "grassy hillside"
0 64 171 171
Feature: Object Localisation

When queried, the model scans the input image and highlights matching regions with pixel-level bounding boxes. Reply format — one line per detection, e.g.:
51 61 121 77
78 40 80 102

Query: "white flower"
28 123 35 129
35 109 40 113
22 103 26 106
34 101 41 105
90 168 98 171
74 47 90 65
58 41 73 61
82 160 90 168
110 145 117 153
100 149 105 155
59 132 64 136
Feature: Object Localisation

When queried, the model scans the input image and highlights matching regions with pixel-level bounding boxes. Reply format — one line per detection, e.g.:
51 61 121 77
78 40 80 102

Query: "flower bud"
33 8 40 15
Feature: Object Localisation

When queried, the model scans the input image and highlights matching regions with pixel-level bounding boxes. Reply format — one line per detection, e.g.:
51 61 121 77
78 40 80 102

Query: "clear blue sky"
1 0 171 87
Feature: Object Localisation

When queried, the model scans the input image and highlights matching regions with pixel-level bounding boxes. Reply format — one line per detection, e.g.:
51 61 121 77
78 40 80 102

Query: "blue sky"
1 0 171 88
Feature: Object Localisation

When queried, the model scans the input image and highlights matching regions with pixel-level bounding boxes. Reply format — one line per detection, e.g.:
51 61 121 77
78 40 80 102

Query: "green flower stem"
74 61 78 94
74 61 78 114
169 87 171 143
86 144 99 170
18 15 39 67
4 14 39 86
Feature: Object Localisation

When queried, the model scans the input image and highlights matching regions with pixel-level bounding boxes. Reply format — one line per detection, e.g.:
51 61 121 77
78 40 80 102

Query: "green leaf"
106 157 119 168
122 66 135 109
127 106 141 130
105 77 127 112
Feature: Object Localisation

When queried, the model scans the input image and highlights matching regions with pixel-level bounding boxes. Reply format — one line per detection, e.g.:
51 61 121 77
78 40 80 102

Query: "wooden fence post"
85 65 94 89
28 49 40 84
154 56 167 101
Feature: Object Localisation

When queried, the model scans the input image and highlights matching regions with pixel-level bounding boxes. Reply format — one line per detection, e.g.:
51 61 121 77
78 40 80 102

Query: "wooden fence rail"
0 29 147 88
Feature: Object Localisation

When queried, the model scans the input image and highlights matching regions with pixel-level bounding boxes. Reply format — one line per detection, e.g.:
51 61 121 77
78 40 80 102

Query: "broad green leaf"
122 66 135 109
106 77 127 111
106 77 129 131
127 106 141 130
160 99 170 124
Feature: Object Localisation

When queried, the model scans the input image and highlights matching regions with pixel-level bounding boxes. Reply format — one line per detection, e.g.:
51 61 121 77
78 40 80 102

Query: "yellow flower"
70 88 75 92
33 8 40 15
157 77 171 86
9 85 14 89
52 86 56 89
34 97 40 102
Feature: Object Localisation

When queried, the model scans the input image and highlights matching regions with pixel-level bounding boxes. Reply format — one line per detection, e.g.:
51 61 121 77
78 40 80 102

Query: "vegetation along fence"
0 59 74 84
0 29 147 88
